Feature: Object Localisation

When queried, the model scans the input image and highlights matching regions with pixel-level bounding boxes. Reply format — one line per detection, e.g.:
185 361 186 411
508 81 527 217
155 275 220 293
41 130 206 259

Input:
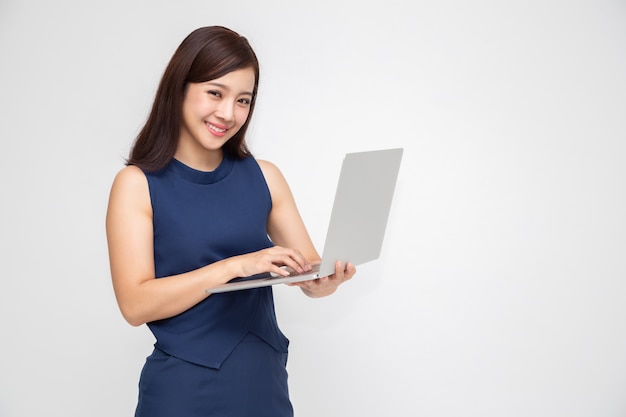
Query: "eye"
237 97 252 106
207 90 222 98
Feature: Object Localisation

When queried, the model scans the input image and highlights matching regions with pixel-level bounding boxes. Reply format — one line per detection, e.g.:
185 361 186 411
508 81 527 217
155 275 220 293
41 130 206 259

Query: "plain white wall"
1 1 625 416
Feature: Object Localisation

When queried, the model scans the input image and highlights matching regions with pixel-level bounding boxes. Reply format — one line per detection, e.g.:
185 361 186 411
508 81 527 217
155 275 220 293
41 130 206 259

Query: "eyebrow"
206 81 254 96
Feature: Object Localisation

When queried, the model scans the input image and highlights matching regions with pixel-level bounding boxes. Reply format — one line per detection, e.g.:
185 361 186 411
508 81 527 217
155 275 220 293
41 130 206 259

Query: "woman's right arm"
105 166 309 326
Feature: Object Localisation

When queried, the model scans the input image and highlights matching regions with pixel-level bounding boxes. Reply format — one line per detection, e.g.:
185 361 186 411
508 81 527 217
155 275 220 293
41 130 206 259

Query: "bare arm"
105 165 310 326
259 160 356 298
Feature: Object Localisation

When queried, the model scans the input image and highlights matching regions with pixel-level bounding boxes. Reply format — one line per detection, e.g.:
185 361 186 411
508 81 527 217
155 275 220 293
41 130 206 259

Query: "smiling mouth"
207 123 227 134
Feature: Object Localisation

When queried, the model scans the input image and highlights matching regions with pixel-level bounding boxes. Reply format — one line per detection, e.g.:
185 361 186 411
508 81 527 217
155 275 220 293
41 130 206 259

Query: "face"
176 67 255 169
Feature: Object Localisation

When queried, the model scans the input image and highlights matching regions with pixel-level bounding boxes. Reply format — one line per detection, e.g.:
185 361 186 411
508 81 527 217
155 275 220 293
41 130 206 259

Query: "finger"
333 261 345 279
287 249 312 271
270 264 291 277
274 255 306 274
331 261 355 282
343 263 356 281
268 247 308 270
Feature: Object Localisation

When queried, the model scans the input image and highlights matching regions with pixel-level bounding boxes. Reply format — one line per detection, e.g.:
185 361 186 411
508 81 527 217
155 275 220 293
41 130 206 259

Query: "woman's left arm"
258 159 356 297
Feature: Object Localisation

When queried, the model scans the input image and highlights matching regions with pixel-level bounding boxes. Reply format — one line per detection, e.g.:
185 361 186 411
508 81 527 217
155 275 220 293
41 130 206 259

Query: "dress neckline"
169 156 235 185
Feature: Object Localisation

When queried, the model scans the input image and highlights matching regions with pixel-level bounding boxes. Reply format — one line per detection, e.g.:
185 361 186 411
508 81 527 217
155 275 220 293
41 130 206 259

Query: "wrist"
221 256 242 281
205 256 240 288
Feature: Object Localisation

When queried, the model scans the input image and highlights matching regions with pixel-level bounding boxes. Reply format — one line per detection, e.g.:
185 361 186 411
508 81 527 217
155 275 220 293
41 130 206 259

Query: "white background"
1 1 625 416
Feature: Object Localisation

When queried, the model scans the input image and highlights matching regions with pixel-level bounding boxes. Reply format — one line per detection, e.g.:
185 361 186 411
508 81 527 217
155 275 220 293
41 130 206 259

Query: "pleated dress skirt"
134 332 293 417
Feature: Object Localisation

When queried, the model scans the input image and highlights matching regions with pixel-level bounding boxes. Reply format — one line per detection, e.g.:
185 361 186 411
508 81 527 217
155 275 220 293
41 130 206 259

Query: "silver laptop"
206 148 403 294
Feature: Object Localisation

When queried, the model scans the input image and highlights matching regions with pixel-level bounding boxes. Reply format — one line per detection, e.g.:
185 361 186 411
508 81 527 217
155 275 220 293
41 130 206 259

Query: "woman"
106 26 356 416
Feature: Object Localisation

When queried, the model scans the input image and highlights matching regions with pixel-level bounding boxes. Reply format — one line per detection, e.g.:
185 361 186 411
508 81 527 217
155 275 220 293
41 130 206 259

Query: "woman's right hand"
231 246 313 279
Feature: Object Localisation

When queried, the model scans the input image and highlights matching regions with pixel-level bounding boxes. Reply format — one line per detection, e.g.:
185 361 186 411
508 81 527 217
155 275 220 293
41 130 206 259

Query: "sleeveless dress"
134 156 293 417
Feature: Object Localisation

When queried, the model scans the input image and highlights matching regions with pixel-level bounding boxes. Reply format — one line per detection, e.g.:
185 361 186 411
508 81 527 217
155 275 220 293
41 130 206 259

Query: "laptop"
206 148 403 293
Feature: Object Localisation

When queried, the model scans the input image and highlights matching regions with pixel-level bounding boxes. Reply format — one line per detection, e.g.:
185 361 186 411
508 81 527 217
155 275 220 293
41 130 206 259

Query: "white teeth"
208 124 226 133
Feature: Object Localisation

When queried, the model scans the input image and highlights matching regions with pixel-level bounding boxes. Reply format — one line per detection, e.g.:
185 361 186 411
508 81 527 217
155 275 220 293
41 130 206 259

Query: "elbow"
113 286 151 326
125 316 147 327
118 304 148 327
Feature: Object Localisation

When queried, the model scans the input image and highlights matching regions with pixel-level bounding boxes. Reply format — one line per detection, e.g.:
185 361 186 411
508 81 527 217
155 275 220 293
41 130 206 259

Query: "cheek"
182 98 200 122
235 107 251 125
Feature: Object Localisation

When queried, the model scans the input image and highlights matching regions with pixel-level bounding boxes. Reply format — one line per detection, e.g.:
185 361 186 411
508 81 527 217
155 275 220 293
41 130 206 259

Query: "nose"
215 100 235 123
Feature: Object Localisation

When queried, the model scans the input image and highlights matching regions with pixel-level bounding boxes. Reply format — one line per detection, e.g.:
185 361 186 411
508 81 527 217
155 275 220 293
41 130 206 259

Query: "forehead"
203 67 256 92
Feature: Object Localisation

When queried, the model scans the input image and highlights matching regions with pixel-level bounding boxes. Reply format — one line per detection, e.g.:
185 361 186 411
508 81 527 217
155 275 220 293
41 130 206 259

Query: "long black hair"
127 26 260 171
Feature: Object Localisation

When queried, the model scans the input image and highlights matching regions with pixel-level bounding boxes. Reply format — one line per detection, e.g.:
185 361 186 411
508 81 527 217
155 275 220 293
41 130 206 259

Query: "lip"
206 121 229 137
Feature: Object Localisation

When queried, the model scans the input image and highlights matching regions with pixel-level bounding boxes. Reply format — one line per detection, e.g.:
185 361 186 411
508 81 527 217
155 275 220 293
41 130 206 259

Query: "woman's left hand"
287 261 356 298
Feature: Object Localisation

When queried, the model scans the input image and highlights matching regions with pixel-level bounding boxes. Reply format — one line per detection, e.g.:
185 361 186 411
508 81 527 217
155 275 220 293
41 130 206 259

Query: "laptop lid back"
317 148 403 277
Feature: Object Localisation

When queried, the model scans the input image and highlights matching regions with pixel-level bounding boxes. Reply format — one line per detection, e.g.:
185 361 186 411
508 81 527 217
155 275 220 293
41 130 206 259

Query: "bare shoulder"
257 159 289 192
257 160 291 195
256 159 281 178
112 165 147 188
257 160 293 211
107 165 151 214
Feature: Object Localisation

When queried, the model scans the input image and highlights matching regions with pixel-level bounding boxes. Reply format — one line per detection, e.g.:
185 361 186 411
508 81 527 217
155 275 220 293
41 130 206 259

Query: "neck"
174 148 224 172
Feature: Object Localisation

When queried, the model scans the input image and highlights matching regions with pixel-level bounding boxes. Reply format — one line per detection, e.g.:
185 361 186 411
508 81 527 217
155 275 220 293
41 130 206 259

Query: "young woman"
105 26 356 416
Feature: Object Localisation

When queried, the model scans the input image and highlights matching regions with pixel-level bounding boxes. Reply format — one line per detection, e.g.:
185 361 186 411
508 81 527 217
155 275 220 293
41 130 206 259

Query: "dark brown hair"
127 26 260 171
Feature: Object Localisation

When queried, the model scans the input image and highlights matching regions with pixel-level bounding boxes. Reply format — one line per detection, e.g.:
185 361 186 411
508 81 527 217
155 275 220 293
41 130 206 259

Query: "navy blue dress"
135 156 293 417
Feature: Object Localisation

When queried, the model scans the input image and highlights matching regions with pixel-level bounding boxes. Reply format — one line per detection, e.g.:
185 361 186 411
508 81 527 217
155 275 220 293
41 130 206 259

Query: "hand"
287 261 356 297
232 246 312 278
